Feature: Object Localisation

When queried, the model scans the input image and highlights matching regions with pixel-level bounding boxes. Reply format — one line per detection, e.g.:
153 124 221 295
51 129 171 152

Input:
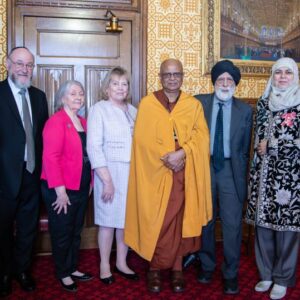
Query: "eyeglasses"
8 58 35 70
161 72 183 79
215 77 235 86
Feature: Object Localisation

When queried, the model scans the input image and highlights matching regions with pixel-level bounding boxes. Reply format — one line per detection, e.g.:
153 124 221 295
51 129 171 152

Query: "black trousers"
0 167 40 277
41 173 90 279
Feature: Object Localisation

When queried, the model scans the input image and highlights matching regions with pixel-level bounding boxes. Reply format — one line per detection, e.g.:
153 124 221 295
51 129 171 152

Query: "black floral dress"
245 97 300 232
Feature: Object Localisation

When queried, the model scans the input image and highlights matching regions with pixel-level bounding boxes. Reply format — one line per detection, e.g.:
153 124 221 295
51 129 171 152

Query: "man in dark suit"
184 60 252 294
0 47 48 297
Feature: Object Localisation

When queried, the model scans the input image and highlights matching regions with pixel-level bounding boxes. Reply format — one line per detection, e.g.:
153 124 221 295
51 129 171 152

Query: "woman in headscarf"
245 57 300 300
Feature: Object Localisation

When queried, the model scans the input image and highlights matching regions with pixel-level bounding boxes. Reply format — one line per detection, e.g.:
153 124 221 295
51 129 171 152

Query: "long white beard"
215 86 235 101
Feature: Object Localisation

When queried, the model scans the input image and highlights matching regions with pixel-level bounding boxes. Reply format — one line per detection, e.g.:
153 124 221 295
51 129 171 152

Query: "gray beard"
10 73 32 89
215 86 235 101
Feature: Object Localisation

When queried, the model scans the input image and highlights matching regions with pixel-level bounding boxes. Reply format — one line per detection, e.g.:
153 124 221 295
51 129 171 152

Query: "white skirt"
93 161 130 229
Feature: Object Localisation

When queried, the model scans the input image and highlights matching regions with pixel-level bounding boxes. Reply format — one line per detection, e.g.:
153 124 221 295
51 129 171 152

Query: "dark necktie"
19 88 35 173
213 103 224 172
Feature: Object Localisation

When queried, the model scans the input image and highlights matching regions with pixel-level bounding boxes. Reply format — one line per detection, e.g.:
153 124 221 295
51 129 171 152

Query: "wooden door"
24 15 132 115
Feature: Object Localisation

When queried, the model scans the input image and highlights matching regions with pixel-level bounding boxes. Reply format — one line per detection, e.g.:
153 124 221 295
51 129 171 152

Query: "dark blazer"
195 93 253 202
0 79 49 199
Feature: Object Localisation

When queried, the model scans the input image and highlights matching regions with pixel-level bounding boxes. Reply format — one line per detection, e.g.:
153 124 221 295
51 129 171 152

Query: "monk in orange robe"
124 59 212 293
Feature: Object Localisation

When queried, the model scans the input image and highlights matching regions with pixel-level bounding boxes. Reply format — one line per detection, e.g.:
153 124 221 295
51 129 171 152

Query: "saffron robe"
124 91 212 261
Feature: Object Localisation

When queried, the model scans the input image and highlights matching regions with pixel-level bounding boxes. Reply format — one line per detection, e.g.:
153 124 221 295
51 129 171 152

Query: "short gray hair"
54 80 85 112
100 66 131 101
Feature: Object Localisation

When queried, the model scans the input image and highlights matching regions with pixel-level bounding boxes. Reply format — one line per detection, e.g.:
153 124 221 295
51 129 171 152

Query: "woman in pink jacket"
41 80 93 292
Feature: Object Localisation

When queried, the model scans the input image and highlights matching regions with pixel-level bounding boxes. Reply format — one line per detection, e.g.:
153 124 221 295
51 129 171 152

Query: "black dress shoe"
59 279 77 292
183 253 199 269
71 272 94 282
15 272 36 292
197 270 213 284
171 271 185 293
100 275 115 285
223 277 239 295
0 275 12 298
147 270 161 293
114 267 139 281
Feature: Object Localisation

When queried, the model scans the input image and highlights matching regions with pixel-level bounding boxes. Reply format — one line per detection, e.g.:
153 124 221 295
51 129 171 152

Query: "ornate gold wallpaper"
0 0 7 81
147 0 268 99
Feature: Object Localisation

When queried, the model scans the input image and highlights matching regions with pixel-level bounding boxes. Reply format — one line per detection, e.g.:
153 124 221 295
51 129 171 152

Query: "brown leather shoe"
171 271 185 293
147 270 161 293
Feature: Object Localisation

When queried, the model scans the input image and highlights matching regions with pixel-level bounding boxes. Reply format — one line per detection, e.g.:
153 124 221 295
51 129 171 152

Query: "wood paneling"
85 66 111 108
39 32 120 59
16 0 139 10
22 14 133 108
38 65 73 115
9 0 146 106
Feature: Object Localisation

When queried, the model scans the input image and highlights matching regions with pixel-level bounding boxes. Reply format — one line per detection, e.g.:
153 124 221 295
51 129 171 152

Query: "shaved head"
160 59 183 74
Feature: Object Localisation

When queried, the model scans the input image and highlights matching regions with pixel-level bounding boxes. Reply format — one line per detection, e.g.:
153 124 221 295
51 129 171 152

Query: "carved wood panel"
38 66 74 115
85 66 111 109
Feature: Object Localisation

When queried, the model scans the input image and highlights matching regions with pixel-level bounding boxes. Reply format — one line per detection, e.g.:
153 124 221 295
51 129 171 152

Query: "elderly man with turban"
184 60 253 294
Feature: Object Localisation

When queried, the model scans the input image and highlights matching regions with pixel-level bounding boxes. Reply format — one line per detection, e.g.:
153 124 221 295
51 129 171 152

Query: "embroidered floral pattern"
245 98 300 232
281 112 296 127
274 189 291 206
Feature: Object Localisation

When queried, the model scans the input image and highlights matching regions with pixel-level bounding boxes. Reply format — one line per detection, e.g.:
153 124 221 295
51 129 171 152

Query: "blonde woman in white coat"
87 67 138 284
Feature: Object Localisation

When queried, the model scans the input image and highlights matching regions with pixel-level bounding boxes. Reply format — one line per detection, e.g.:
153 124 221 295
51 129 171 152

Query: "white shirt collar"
8 77 28 98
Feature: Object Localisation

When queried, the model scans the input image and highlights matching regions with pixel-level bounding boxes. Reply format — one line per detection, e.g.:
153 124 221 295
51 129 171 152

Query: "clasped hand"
161 149 185 172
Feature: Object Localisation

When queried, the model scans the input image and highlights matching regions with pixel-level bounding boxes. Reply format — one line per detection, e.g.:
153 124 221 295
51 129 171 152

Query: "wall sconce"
105 9 123 33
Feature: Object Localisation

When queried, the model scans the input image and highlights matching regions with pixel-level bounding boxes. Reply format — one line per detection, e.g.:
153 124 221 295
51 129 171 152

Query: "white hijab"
262 57 300 111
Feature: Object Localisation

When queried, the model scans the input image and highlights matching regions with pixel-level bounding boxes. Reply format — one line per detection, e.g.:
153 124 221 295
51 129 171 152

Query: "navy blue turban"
211 60 241 86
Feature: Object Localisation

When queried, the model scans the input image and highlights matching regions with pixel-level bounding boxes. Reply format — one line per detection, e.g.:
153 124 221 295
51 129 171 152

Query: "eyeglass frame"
8 58 35 70
160 72 184 80
215 77 235 86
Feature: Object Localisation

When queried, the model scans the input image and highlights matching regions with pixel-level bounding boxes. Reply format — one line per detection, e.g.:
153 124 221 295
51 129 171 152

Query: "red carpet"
5 243 300 299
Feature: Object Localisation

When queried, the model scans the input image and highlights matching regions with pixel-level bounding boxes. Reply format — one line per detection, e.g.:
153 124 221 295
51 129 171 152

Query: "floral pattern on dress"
245 97 300 232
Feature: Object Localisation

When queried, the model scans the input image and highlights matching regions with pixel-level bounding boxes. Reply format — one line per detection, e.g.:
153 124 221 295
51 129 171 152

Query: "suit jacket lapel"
206 94 214 131
4 80 23 128
230 97 242 140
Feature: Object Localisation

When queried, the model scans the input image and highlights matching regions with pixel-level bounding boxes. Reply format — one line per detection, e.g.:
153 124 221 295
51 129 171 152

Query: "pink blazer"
41 109 87 190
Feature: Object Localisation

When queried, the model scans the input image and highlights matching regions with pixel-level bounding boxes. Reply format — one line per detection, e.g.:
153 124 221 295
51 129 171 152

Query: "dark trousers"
199 160 244 279
41 181 89 279
0 167 40 277
255 226 300 287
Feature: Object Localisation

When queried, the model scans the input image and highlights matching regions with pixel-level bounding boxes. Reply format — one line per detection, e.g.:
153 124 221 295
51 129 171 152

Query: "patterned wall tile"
0 0 7 81
147 0 205 95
